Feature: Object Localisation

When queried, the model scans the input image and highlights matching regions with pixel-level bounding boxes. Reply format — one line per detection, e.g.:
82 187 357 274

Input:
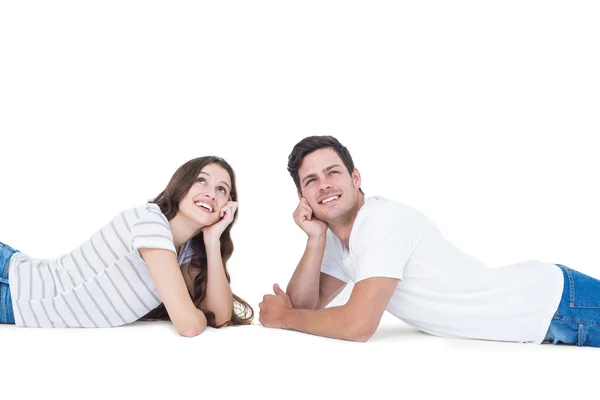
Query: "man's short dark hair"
287 135 363 194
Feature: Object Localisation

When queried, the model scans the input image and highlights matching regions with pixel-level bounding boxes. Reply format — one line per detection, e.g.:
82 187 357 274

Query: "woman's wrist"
204 239 221 253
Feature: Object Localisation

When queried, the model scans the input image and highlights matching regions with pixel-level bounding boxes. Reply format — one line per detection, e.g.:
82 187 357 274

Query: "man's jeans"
545 264 600 347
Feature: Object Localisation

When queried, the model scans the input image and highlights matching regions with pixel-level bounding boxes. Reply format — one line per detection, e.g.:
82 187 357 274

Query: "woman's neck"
168 212 203 250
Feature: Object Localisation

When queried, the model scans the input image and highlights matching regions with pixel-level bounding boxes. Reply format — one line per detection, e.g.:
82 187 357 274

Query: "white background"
1 1 599 399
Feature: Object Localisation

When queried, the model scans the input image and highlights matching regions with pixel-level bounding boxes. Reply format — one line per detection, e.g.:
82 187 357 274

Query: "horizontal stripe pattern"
8 203 192 328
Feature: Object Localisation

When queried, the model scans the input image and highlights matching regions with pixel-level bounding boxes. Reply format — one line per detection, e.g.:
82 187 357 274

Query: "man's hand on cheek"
293 198 328 240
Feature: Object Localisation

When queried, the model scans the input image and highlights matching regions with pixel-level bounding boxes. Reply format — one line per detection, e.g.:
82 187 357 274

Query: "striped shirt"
8 203 192 328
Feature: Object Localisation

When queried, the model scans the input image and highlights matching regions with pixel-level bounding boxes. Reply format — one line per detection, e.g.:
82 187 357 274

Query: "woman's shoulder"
116 202 166 223
126 203 176 254
104 203 171 241
136 202 163 216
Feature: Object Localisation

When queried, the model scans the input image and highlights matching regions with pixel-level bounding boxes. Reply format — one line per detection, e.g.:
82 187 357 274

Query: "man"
258 135 600 347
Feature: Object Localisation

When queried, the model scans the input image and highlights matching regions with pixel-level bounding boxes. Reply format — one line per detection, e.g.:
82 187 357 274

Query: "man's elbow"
347 321 378 342
290 300 320 310
288 294 320 310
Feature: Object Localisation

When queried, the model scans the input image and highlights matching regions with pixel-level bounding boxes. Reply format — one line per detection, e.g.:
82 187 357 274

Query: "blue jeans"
545 264 600 347
0 241 17 324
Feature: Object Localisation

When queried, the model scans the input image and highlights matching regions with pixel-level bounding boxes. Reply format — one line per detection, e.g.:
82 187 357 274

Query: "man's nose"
319 181 333 191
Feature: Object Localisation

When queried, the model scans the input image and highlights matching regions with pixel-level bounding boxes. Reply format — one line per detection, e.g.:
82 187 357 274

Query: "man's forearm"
286 235 327 309
282 305 374 342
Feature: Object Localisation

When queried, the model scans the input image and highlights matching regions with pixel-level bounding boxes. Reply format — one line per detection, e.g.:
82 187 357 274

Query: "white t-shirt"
321 196 564 344
8 203 193 328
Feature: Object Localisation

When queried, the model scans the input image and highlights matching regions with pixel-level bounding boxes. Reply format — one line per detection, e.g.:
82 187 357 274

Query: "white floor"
2 311 596 400
2 1 599 399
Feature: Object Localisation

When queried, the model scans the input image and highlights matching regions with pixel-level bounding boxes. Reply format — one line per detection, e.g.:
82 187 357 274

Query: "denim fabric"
545 264 600 347
0 241 17 324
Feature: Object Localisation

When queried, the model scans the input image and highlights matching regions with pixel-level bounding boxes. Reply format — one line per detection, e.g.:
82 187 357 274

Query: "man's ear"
352 168 362 191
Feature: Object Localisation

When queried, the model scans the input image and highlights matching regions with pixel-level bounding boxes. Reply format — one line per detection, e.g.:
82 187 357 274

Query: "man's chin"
318 209 346 224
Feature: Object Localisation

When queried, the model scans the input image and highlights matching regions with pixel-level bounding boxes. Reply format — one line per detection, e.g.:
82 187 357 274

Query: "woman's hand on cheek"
201 201 238 247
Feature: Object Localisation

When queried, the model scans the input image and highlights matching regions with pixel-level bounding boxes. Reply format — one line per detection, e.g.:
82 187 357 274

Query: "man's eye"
306 178 316 185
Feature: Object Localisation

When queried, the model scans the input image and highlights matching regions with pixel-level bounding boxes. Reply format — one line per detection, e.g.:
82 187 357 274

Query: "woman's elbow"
177 323 206 337
175 314 207 337
214 311 233 328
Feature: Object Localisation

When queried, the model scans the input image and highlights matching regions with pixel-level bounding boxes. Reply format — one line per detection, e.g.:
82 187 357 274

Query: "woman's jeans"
0 241 17 324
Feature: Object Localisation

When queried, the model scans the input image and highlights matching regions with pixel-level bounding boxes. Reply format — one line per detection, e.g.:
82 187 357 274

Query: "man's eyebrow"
301 172 317 184
301 164 343 184
323 164 343 172
198 172 231 191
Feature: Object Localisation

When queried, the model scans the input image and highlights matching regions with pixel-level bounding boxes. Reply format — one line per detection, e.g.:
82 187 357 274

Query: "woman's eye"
217 187 227 194
197 178 205 184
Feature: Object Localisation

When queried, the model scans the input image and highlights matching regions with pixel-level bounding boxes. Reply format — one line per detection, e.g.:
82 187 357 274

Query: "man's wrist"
307 234 326 249
282 308 298 330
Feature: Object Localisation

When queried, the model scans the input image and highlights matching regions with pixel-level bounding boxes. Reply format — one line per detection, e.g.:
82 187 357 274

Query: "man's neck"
328 195 365 249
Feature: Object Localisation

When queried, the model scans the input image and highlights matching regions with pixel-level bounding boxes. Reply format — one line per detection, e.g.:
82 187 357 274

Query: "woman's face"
177 163 233 227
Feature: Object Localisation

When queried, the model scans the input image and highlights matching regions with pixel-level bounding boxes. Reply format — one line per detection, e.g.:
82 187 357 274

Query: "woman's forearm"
203 240 233 325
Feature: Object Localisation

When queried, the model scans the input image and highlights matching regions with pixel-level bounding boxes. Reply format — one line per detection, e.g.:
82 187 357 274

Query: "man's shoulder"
353 196 433 237
359 196 423 220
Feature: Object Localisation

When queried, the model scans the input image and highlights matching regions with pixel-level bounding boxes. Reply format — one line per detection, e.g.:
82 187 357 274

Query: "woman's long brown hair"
140 156 253 327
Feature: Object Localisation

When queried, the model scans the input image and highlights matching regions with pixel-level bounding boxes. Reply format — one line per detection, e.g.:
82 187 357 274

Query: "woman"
0 156 253 336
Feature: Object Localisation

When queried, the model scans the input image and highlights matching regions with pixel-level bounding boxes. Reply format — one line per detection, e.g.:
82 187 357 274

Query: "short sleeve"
320 230 350 283
131 204 176 255
352 211 417 283
177 240 193 265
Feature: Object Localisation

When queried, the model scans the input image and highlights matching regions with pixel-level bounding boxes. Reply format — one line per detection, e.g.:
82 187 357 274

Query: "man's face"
297 148 361 224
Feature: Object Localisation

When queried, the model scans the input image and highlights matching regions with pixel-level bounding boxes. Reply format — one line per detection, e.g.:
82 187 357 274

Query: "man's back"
321 196 564 344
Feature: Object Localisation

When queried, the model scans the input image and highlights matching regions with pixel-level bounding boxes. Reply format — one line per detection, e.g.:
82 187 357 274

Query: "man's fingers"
294 202 311 214
295 199 314 215
262 294 276 302
294 206 313 223
273 283 286 296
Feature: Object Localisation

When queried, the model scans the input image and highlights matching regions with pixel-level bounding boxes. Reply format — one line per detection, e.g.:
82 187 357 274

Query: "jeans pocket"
563 266 600 309
576 323 600 347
